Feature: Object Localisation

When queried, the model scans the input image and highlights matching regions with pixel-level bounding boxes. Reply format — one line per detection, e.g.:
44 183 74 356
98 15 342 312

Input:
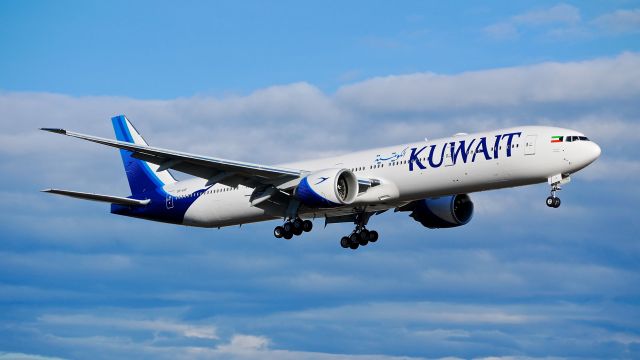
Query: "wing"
41 127 380 191
41 128 303 188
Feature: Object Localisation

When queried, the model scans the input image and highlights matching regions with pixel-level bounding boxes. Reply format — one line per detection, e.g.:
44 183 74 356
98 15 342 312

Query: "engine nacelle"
408 194 474 229
295 168 358 208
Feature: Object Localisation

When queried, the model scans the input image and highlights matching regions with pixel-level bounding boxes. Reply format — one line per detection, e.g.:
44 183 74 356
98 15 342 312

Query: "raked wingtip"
40 128 67 134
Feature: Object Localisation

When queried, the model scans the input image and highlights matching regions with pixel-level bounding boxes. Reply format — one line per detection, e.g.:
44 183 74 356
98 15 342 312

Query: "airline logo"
551 136 563 143
408 131 522 172
375 147 408 164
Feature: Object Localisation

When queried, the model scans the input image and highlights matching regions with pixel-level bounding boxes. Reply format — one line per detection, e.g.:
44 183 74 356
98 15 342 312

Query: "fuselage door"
444 143 454 166
525 135 537 155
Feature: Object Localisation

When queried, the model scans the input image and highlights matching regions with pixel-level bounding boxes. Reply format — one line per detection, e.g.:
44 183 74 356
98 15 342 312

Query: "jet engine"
405 194 474 228
295 168 358 208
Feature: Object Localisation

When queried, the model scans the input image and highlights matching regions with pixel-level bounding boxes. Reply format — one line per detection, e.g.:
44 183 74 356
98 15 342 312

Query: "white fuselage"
164 126 601 227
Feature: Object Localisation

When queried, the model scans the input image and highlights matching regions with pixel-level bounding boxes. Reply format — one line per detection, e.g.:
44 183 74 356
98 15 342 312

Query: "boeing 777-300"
41 115 601 249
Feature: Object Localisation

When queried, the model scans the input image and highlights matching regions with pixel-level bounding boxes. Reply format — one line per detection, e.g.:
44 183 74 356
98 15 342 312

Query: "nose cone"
589 142 602 163
571 141 601 172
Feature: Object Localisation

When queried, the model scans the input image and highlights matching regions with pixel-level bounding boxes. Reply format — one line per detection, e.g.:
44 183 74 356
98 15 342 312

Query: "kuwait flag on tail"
551 136 563 143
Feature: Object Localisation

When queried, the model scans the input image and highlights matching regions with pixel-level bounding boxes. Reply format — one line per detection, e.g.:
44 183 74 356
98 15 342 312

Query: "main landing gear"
340 226 379 250
339 212 379 250
273 218 313 240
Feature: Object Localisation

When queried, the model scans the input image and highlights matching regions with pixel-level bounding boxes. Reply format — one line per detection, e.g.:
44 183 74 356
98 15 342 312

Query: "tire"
283 222 293 233
349 233 359 245
283 231 293 240
303 220 313 232
369 231 379 242
274 226 284 238
349 242 359 250
293 218 303 231
292 226 303 236
358 232 369 246
340 237 350 248
553 197 561 208
546 196 555 207
360 229 370 241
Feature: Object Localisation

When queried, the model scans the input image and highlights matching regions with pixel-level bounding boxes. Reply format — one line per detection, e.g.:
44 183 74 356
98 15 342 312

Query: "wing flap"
42 188 150 206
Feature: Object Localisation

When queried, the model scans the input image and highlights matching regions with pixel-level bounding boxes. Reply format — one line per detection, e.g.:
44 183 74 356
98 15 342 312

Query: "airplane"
41 115 601 250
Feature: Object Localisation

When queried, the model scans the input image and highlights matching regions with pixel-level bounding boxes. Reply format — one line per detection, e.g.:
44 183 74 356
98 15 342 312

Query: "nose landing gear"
546 174 568 208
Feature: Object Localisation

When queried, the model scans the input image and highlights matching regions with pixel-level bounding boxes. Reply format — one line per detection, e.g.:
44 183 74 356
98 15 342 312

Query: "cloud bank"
1 52 639 359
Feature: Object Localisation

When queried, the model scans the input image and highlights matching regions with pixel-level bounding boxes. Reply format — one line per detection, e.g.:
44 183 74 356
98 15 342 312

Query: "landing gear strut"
274 218 313 240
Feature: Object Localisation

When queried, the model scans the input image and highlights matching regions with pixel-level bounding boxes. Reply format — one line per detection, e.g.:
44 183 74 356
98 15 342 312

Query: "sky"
1 1 640 359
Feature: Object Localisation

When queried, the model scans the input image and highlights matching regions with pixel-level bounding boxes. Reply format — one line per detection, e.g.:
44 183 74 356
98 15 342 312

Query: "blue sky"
1 1 640 359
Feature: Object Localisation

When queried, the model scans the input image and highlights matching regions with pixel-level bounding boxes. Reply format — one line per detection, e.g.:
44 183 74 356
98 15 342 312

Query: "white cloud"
39 314 218 340
578 157 640 182
0 353 68 360
216 334 269 352
278 302 541 325
593 8 640 34
22 315 429 360
483 3 581 39
511 4 581 26
483 23 518 40
484 4 640 40
336 52 640 112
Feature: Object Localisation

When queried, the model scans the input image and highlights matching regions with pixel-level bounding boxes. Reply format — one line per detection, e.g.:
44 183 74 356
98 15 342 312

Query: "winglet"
40 128 67 135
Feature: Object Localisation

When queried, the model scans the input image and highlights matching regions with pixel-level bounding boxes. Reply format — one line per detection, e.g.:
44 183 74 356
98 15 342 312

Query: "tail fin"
111 115 176 196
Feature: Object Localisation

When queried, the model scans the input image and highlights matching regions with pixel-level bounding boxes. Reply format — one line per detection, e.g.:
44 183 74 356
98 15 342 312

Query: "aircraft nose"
588 141 602 162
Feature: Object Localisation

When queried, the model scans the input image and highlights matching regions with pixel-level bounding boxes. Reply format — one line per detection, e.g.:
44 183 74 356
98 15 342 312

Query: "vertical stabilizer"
111 115 176 197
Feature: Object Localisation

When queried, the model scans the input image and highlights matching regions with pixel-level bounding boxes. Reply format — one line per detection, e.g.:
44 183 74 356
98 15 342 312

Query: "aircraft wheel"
553 197 561 208
293 218 304 231
340 236 350 248
283 221 293 233
369 231 379 242
292 226 303 236
349 242 359 250
303 220 313 232
546 196 555 207
274 226 284 238
349 232 359 245
283 231 293 240
358 232 369 246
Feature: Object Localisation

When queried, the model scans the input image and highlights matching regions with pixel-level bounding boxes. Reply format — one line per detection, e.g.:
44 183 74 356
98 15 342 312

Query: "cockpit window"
566 135 589 142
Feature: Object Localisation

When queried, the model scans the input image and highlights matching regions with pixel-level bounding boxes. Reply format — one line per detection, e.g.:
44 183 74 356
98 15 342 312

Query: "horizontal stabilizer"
41 188 150 206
